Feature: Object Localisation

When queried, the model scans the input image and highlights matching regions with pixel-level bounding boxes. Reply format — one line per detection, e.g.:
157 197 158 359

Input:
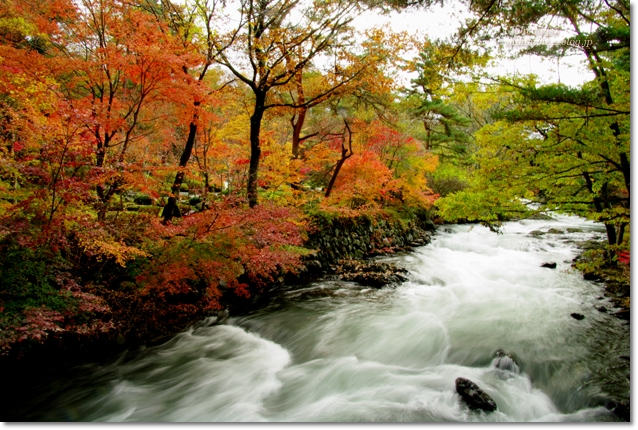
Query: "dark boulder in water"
341 271 408 288
606 400 630 422
614 309 630 321
583 272 603 282
455 377 497 413
209 309 229 325
570 313 585 320
541 262 557 269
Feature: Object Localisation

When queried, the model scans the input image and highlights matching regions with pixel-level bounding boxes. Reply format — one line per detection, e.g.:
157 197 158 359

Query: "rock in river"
455 377 497 413
336 259 409 288
541 262 557 269
493 349 520 373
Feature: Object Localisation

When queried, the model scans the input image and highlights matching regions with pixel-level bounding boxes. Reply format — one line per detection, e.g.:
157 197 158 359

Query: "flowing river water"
9 215 630 422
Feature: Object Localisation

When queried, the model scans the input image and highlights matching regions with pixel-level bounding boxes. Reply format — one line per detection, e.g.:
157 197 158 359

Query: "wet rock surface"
614 309 630 321
606 400 630 422
455 377 497 412
541 262 557 268
334 259 409 288
528 230 545 237
493 349 520 373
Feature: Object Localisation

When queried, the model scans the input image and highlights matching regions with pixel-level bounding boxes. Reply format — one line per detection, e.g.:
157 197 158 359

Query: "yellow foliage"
77 233 149 267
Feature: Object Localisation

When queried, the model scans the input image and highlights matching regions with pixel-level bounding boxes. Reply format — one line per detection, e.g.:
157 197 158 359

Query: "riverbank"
0 209 435 373
572 242 630 319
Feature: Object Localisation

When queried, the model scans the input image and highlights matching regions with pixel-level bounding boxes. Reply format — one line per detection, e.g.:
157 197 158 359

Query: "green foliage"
435 188 528 224
574 245 630 287
426 163 469 197
133 193 154 206
407 42 487 164
0 244 75 316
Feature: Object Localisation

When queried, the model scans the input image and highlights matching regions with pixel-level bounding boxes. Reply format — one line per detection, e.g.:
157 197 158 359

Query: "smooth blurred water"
13 215 630 422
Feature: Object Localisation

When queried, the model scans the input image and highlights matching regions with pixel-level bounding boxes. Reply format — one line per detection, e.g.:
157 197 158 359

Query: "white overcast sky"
351 2 596 88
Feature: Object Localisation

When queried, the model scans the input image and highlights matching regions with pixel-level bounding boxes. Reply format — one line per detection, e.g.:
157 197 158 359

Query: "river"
8 214 630 422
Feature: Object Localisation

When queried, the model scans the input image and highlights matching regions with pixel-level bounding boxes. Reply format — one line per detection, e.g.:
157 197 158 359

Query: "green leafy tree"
437 0 629 247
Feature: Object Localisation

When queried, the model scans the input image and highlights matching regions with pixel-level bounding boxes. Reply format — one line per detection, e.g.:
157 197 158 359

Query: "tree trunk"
95 137 109 221
291 106 307 159
324 154 348 198
291 70 307 159
162 103 200 223
577 152 618 246
247 92 266 208
324 120 353 198
603 223 618 247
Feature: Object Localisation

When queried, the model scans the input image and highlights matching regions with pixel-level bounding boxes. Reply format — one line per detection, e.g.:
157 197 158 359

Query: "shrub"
133 193 154 206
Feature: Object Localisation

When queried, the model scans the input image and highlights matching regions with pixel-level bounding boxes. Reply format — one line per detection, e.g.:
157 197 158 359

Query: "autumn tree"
212 0 376 208
32 0 183 220
135 0 231 223
278 27 415 160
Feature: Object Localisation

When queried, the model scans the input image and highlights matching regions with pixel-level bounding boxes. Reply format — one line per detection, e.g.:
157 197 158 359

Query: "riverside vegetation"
0 0 629 407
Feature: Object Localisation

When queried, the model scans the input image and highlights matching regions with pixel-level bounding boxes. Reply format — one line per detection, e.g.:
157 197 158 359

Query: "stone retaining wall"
301 212 435 274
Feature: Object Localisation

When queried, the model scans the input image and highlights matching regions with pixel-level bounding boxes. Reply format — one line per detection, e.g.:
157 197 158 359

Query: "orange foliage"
136 200 306 310
324 150 397 209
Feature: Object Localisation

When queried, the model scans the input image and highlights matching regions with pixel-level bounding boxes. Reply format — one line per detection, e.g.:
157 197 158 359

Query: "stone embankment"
235 213 435 312
301 214 434 275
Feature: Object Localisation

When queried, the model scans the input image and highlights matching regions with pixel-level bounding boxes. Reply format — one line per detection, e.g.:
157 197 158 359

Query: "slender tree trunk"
162 103 200 223
324 154 349 198
324 121 353 198
247 92 266 208
291 106 307 159
577 151 618 246
95 136 111 221
291 70 307 159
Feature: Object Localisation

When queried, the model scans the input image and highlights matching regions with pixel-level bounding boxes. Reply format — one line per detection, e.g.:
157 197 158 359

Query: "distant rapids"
10 214 630 422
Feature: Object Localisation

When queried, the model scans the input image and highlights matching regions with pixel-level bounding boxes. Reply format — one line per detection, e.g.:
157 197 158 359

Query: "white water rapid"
13 214 630 422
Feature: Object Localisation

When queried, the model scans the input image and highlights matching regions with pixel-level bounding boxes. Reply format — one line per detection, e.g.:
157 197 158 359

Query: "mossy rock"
547 228 565 234
527 212 553 220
